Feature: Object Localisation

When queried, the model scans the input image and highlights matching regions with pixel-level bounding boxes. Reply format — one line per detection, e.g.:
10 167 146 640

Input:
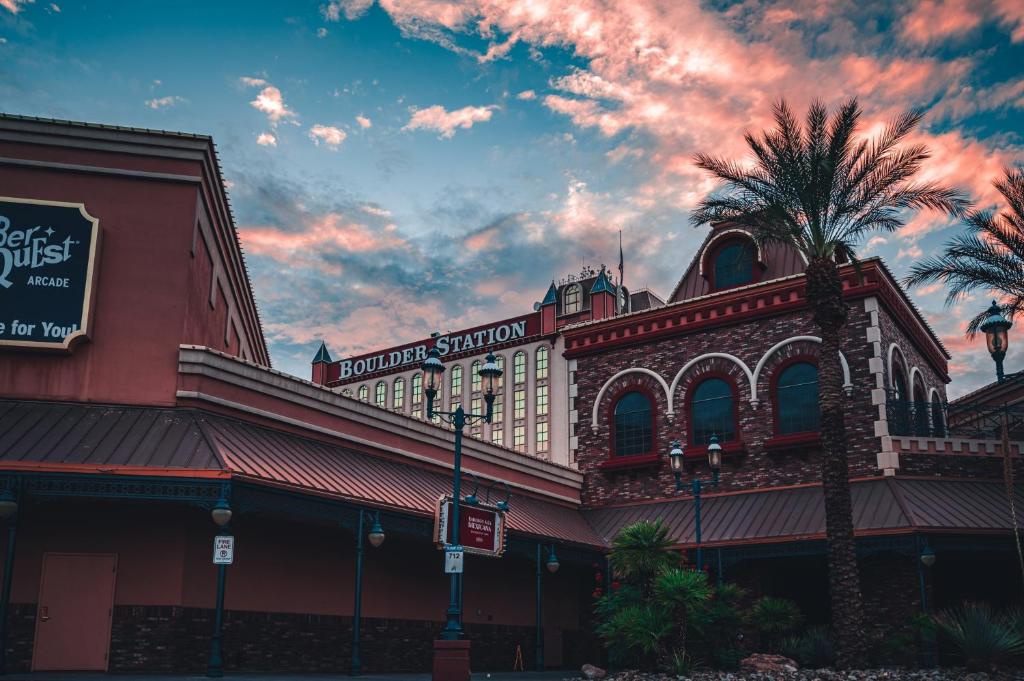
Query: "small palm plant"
934 601 1024 671
905 167 1024 333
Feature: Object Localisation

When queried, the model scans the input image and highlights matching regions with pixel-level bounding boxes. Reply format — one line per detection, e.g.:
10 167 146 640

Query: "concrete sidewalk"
4 672 573 681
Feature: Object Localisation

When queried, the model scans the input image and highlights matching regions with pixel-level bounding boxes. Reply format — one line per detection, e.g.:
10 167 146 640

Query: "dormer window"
563 284 582 314
712 241 755 290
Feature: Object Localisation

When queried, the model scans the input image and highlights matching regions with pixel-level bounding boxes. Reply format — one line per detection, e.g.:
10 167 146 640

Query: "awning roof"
585 477 1024 547
0 400 604 548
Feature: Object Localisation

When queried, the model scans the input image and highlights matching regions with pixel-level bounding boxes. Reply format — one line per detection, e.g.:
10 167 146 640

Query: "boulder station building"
1 113 1022 675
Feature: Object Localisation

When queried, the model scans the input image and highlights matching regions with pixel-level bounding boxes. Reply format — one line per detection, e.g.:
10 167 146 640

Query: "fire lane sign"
213 535 234 565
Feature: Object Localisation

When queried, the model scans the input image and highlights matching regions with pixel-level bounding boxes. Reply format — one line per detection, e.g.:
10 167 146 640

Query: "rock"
739 653 800 674
582 663 607 680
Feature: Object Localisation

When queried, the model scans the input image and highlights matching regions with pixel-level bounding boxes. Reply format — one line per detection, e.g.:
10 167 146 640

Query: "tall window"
513 352 526 384
537 421 549 453
471 360 482 392
358 385 368 402
514 388 526 420
471 397 482 418
536 346 549 380
613 391 653 457
451 364 463 397
690 378 735 445
713 241 754 289
392 377 405 410
536 385 549 416
775 363 820 434
491 426 504 446
374 381 387 408
563 284 582 314
412 372 423 419
495 355 505 389
493 395 504 423
931 394 946 437
891 364 910 435
912 381 929 436
513 425 526 452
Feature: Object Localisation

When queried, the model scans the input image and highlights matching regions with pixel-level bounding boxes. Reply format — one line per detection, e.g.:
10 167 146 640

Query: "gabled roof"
541 281 558 306
312 341 332 364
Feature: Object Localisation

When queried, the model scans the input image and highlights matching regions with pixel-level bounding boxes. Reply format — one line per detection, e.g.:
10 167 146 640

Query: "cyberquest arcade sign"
0 197 101 351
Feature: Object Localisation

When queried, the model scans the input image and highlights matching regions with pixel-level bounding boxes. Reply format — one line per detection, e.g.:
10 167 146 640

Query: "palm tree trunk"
806 257 868 667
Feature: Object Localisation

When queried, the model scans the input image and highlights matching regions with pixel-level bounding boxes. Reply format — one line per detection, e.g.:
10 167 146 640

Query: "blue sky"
2 0 1023 397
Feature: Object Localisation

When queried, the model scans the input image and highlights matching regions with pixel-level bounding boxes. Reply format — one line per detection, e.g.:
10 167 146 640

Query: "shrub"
934 601 1024 672
750 596 803 652
781 626 836 668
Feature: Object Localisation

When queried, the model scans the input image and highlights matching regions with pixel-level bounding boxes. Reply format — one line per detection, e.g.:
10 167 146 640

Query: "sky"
2 0 1023 398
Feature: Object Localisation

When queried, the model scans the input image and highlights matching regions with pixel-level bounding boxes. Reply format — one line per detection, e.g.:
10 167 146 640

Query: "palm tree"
691 98 967 667
608 519 676 590
905 167 1024 334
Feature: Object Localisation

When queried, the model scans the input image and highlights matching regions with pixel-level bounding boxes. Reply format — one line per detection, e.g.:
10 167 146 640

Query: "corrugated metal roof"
585 478 1022 546
0 401 603 547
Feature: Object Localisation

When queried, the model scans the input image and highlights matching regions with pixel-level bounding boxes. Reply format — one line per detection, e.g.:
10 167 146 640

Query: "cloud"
256 132 277 146
309 124 347 148
239 77 296 125
902 0 984 44
356 114 372 128
322 0 373 21
516 90 536 100
144 95 186 110
317 27 328 38
402 104 496 138
0 0 32 14
239 76 267 87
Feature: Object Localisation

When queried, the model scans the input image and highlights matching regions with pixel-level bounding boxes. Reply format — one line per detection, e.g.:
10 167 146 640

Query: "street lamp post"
207 494 232 678
917 540 936 667
351 509 385 676
981 300 1012 383
670 437 722 571
534 544 559 671
421 348 501 647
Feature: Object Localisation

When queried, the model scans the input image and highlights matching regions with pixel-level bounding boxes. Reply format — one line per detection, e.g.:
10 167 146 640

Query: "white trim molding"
750 336 853 404
668 353 755 414
590 367 672 433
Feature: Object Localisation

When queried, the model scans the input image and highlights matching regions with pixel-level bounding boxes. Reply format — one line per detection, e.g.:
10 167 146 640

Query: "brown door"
32 553 117 671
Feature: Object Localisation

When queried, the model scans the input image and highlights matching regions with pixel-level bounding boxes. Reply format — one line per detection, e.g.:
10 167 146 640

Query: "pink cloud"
355 114 372 128
0 0 32 13
902 0 984 44
403 104 496 138
516 90 536 100
308 124 347 148
144 95 186 110
241 213 405 258
240 77 297 125
256 132 277 147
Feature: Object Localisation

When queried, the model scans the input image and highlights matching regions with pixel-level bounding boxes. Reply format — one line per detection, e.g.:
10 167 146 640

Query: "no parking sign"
213 535 234 565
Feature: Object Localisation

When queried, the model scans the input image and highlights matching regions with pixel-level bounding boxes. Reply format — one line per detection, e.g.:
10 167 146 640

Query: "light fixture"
707 434 723 470
546 546 560 574
0 489 17 520
980 300 1012 382
669 440 684 474
920 545 936 568
420 346 445 416
211 497 232 527
368 513 386 548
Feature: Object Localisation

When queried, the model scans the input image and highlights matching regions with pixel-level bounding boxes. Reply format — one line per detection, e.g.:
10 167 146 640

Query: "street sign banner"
213 535 234 565
444 546 465 574
434 496 507 557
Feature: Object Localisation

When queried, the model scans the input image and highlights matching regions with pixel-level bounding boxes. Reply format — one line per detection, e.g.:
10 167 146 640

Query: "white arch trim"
927 386 943 404
697 228 766 277
887 343 910 392
909 366 926 394
750 336 853 403
668 353 755 415
590 367 672 432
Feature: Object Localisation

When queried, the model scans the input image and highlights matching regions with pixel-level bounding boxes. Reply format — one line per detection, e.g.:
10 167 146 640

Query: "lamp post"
670 437 722 571
917 541 936 667
534 544 559 671
981 300 1012 383
421 348 501 645
207 494 232 678
351 509 385 676
0 484 18 677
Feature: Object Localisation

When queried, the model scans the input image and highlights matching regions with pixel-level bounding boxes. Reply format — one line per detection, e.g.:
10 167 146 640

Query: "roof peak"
312 341 332 364
590 267 615 294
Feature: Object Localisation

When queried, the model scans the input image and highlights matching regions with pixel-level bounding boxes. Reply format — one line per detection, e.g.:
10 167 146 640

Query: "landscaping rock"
564 667 1024 681
739 654 800 673
582 663 608 680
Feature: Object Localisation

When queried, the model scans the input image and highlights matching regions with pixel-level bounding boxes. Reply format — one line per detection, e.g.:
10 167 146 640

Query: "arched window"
775 362 820 434
411 373 423 418
613 391 654 457
890 361 910 435
690 378 736 445
563 284 582 314
912 379 929 437
931 394 946 437
393 377 405 410
358 385 368 402
375 381 386 408
495 355 505 389
713 241 754 289
471 360 482 392
536 346 549 380
450 364 463 397
513 351 526 384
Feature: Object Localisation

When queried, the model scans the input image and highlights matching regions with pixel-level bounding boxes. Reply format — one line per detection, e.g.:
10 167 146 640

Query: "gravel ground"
590 669 1024 681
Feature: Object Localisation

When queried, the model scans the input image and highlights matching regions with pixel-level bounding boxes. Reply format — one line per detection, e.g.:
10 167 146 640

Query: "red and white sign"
434 496 506 556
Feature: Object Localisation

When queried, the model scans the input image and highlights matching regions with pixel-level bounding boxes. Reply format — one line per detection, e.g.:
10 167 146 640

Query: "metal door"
31 553 117 671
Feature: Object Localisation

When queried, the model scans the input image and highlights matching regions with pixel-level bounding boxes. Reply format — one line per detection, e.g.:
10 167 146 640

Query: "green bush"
867 613 934 668
780 626 835 668
750 596 803 652
934 601 1024 672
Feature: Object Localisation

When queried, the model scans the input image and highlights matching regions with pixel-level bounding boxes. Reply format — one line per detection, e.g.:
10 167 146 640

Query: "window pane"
493 395 503 423
514 389 526 420
514 352 526 384
537 421 549 452
714 243 754 289
451 365 463 396
513 425 526 452
495 355 504 388
536 385 549 416
358 385 368 402
777 363 820 434
564 285 581 314
614 391 653 457
536 346 549 380
491 427 504 445
471 361 482 392
412 373 423 404
691 378 735 444
375 382 387 408
392 378 405 410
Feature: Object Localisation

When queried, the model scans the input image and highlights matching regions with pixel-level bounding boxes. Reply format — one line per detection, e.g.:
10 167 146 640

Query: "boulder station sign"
0 197 101 351
434 496 507 557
